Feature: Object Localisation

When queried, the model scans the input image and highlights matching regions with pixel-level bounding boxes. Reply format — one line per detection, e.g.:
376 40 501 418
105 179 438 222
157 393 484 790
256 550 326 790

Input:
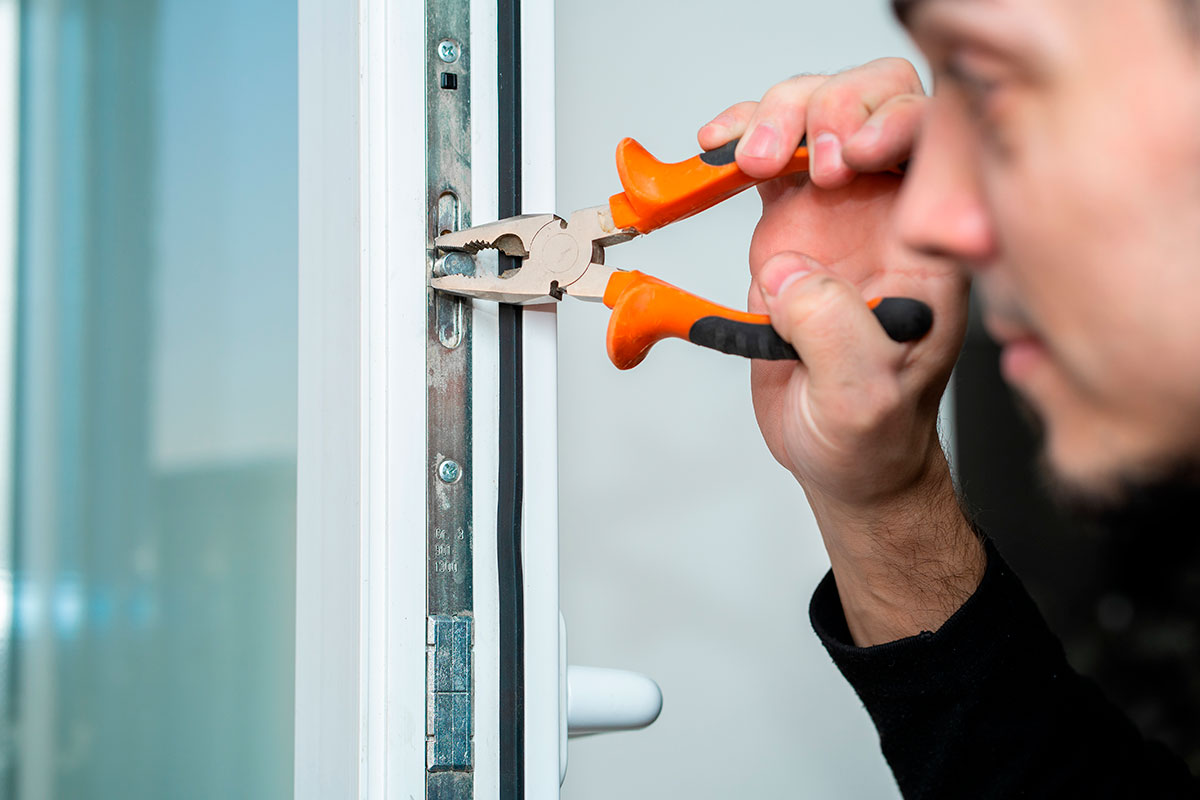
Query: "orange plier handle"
609 135 811 234
603 271 933 370
599 137 926 368
609 134 906 235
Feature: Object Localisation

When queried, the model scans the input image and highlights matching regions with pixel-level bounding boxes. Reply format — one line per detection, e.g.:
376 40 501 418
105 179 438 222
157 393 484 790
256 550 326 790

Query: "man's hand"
701 59 986 646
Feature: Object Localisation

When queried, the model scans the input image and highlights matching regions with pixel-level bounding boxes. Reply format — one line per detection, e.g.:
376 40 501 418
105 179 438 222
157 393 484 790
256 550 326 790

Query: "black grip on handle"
699 134 808 167
686 297 933 361
688 317 799 360
871 297 933 342
698 135 907 174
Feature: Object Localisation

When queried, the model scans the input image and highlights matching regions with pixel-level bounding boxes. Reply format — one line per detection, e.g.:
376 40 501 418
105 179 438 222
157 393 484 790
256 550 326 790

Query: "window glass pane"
9 0 296 796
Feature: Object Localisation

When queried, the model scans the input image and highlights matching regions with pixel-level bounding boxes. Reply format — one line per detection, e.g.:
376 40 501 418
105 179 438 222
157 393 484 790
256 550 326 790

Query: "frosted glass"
7 0 296 796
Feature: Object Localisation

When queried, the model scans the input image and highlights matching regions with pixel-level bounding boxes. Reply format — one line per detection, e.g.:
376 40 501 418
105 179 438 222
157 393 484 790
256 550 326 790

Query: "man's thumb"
757 250 893 377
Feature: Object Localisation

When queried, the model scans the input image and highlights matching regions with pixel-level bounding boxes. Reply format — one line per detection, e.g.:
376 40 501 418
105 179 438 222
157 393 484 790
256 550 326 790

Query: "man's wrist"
805 452 986 647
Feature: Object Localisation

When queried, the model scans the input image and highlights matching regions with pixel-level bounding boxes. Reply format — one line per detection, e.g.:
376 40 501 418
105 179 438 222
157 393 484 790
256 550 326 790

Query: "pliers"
431 136 933 370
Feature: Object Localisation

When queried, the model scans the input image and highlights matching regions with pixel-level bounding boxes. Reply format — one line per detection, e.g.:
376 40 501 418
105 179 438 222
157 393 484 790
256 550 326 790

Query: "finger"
842 93 927 174
756 251 901 392
747 279 806 469
734 74 827 179
755 172 809 207
697 101 759 150
804 58 925 189
747 278 767 314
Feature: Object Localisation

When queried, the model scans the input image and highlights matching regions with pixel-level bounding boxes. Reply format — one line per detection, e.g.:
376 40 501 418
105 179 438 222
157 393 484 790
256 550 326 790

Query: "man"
696 0 1200 795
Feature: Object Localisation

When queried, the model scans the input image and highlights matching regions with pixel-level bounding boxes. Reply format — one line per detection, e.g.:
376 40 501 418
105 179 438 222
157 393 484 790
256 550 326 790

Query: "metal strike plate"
427 616 474 770
426 0 472 622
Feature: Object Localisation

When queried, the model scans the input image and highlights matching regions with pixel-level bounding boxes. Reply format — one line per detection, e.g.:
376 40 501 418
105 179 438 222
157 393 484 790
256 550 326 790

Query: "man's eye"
940 59 999 104
937 52 1012 121
932 49 1019 158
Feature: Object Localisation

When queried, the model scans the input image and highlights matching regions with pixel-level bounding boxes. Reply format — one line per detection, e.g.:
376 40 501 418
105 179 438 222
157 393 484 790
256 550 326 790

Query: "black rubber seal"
497 0 525 796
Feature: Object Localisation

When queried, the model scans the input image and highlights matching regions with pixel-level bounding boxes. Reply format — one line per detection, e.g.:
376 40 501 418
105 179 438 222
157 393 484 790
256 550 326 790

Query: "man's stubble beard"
1009 392 1200 527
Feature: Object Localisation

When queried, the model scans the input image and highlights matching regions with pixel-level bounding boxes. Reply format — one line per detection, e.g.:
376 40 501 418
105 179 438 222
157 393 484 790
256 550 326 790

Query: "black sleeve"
810 537 1200 799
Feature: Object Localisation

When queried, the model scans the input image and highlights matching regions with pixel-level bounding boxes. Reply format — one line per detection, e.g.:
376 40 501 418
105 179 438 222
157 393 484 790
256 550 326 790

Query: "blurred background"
555 2 919 797
0 0 1196 798
555 2 1200 797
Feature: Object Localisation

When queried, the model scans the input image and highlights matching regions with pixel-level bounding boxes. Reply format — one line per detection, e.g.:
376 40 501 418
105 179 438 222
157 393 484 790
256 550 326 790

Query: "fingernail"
813 132 843 178
702 112 736 134
740 122 781 161
759 252 817 298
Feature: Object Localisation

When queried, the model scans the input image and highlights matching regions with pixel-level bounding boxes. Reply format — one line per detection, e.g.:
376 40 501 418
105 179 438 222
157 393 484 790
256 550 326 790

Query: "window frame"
295 0 559 795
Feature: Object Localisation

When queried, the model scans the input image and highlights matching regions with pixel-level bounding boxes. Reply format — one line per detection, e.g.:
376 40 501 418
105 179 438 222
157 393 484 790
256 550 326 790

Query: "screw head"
438 459 462 483
437 39 459 63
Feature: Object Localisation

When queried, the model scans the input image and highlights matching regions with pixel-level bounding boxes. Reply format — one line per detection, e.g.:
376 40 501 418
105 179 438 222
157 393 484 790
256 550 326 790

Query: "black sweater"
809 538 1200 799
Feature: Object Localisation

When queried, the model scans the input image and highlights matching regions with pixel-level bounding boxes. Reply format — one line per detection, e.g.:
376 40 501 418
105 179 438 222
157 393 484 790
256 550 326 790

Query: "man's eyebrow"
891 0 924 27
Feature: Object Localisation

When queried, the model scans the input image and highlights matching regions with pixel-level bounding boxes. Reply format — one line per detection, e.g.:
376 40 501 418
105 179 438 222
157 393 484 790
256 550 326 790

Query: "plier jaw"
431 206 636 305
432 213 559 305
434 213 558 259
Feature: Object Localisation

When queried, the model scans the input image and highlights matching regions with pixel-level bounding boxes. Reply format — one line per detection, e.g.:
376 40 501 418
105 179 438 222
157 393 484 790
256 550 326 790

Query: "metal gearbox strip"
426 0 474 796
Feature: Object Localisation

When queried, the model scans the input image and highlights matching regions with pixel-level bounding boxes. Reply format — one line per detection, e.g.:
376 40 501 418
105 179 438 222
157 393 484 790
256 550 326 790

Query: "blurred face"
897 0 1200 500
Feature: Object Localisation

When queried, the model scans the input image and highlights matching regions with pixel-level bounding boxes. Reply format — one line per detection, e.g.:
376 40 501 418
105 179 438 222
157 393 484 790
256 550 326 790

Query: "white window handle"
558 613 663 785
566 666 663 737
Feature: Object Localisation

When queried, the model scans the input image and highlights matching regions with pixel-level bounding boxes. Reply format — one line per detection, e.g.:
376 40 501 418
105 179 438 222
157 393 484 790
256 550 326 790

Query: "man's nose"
894 110 996 269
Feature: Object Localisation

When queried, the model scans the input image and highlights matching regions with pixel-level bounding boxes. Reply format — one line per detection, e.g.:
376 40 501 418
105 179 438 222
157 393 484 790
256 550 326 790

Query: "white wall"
556 1 926 796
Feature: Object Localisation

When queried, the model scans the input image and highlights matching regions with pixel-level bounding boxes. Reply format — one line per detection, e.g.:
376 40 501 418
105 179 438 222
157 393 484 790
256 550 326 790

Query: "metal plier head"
431 206 637 305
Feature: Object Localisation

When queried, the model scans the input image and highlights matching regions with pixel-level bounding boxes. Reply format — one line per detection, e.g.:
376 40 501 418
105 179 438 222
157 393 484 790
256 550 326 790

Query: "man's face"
897 0 1200 499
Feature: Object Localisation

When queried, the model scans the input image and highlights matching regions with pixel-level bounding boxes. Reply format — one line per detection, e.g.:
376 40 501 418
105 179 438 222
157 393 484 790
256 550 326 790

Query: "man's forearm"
805 449 986 647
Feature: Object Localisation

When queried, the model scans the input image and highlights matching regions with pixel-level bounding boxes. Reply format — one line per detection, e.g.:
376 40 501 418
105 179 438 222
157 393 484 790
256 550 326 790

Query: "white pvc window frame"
295 0 558 796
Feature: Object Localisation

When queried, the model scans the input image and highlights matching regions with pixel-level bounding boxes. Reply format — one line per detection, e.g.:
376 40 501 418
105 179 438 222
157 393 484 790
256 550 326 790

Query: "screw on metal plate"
437 39 459 63
438 459 462 484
